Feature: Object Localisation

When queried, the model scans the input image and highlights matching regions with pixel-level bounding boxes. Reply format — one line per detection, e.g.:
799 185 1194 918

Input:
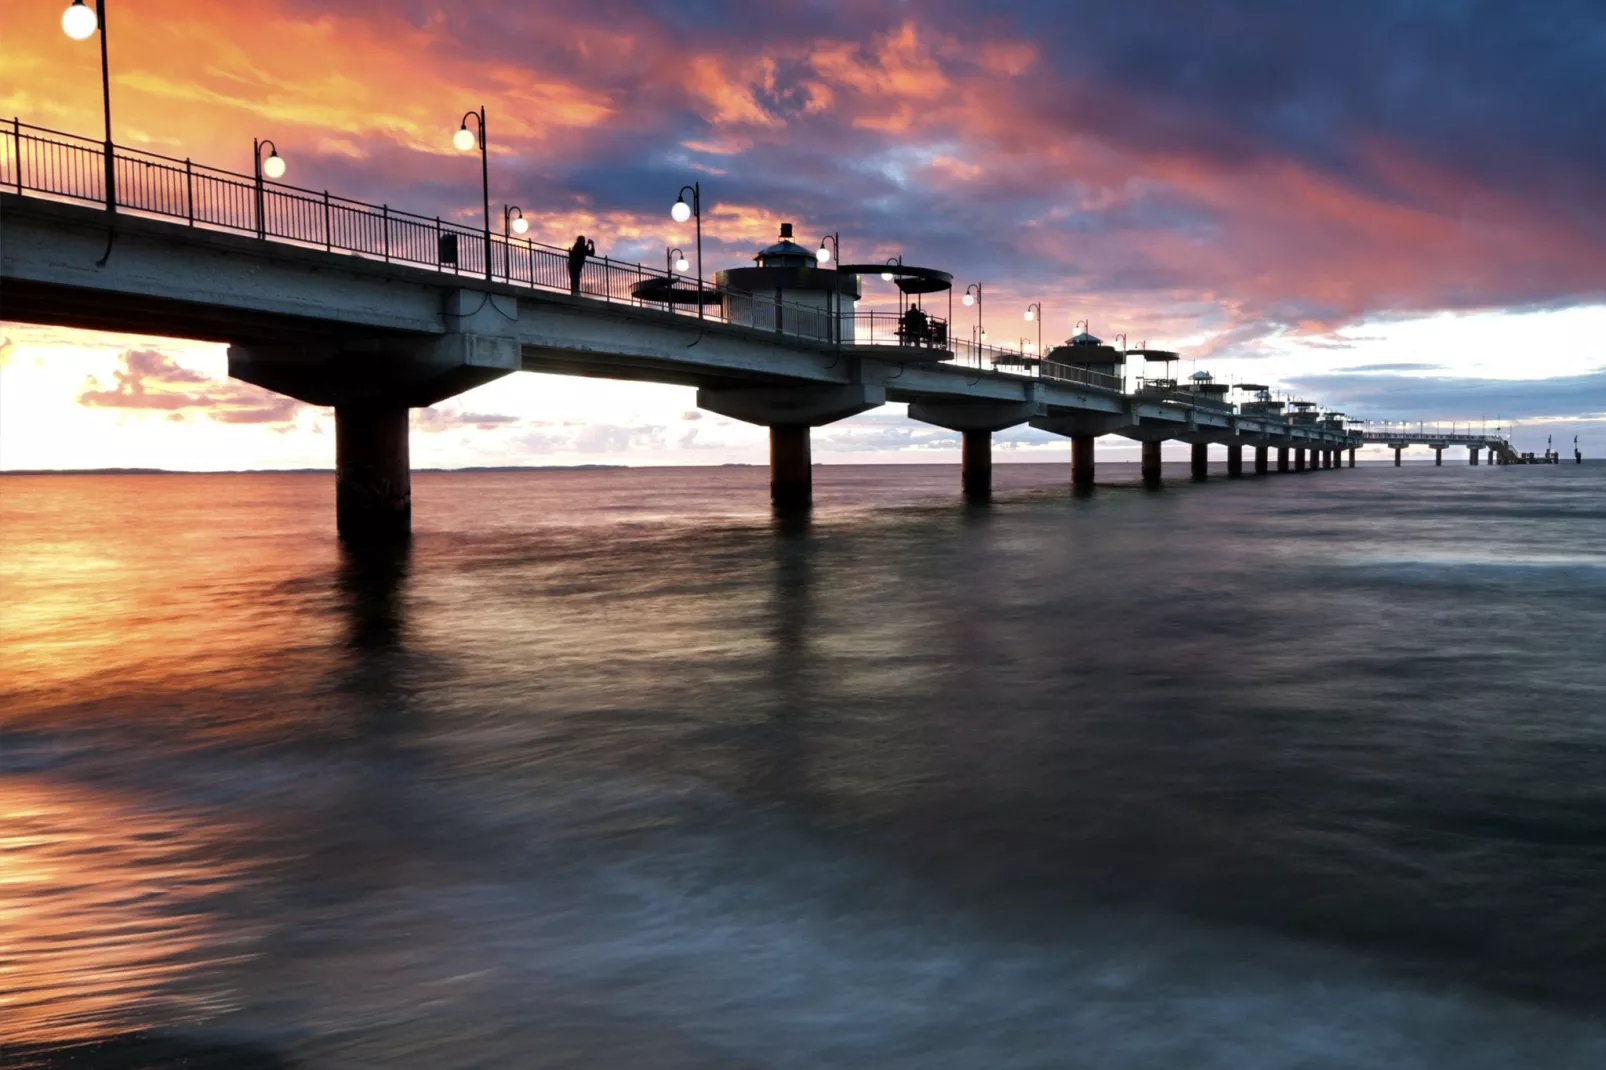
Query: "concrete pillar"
1072 435 1096 489
1470 447 1480 466
1141 439 1162 485
1349 448 1356 468
962 429 992 502
1295 449 1306 472
1434 447 1443 466
1277 447 1289 472
770 425 812 511
335 403 411 542
1254 446 1268 475
1191 442 1209 481
1394 447 1402 466
1227 444 1244 477
1323 450 1334 469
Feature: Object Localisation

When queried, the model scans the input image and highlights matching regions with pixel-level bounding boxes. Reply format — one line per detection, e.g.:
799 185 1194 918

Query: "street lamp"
962 283 983 358
667 247 689 276
670 182 703 331
881 255 902 282
453 106 492 281
252 138 285 240
501 205 528 283
1025 301 1042 358
62 0 115 212
817 232 839 264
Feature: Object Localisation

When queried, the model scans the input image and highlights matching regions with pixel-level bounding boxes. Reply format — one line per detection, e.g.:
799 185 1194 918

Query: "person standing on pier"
568 235 595 296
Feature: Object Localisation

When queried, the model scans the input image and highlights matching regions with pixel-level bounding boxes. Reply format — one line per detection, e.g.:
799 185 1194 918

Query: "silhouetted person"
568 235 594 295
900 305 928 346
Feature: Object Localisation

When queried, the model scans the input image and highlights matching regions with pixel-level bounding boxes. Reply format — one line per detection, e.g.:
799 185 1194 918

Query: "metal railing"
2 118 1353 425
1359 431 1510 445
0 119 1069 380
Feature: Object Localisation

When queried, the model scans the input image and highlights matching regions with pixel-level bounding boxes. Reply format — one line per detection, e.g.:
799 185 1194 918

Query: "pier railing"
1 120 1072 377
4 119 1323 419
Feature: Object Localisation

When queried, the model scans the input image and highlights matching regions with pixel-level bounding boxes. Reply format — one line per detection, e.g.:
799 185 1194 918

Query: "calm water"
2 461 1604 1068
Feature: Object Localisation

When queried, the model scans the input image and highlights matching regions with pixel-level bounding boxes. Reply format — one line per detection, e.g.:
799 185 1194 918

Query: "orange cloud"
77 349 303 424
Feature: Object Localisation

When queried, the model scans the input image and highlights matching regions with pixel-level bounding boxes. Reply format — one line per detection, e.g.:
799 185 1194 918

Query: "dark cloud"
77 349 304 425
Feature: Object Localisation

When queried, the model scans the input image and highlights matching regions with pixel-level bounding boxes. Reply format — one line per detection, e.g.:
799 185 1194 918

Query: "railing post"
382 204 390 263
11 118 21 194
601 256 611 302
323 191 332 251
184 158 194 225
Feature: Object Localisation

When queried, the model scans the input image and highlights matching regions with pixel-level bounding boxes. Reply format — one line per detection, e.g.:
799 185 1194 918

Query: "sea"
1 460 1604 1068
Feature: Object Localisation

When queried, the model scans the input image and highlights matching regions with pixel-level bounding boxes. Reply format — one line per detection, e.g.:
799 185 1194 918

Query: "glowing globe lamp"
62 1 97 40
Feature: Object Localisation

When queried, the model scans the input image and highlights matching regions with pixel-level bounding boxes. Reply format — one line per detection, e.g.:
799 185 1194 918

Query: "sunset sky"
2 0 1603 469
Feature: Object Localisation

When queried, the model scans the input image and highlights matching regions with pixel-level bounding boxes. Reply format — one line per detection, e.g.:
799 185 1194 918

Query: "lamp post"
1025 301 1042 358
62 0 115 211
962 284 982 363
671 182 703 335
815 234 840 343
667 246 689 277
502 205 528 283
453 106 491 281
252 138 284 240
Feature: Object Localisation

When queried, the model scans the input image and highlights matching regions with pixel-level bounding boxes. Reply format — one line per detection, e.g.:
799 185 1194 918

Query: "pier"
2 120 1525 542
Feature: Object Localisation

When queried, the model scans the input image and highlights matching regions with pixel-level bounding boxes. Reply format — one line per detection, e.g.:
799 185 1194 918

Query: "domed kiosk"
715 223 861 344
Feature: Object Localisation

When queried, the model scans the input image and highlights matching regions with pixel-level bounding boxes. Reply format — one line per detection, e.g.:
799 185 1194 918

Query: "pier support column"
1394 447 1402 466
1324 450 1334 469
228 303 523 542
910 398 1043 502
335 403 411 542
1254 446 1268 474
962 430 993 502
1227 444 1244 477
1470 447 1480 466
1349 449 1356 468
770 425 812 512
1295 449 1306 472
1191 442 1209 481
1141 440 1163 485
700 383 885 514
1072 435 1096 489
1277 447 1289 472
1435 447 1443 466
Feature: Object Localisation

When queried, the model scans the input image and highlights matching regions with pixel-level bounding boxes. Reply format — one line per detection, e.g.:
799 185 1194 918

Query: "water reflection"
744 520 816 806
0 778 243 1046
336 541 410 655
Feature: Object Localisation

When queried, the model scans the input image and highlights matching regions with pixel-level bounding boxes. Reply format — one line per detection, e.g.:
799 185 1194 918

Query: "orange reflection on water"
0 775 245 1043
0 474 342 730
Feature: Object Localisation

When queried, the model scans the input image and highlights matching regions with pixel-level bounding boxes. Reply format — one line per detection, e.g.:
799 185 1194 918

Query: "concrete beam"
1030 411 1132 439
907 399 1043 433
695 383 884 427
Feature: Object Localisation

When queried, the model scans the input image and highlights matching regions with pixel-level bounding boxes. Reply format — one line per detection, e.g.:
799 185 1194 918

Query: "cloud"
76 348 304 425
9 0 1606 397
1285 369 1606 422
1333 362 1445 373
413 407 521 432
573 423 666 453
